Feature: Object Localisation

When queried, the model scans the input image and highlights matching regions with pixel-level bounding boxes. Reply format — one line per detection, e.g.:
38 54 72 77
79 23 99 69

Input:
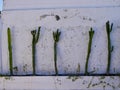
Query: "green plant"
53 29 61 75
85 28 95 75
31 27 41 75
7 27 13 75
106 21 113 75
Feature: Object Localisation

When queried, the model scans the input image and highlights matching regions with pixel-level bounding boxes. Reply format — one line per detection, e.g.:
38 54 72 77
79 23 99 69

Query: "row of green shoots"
7 21 113 76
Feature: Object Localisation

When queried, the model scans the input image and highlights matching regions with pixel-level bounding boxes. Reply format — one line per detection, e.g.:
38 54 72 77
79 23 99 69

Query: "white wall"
0 76 120 90
1 0 120 75
0 0 120 90
3 0 120 10
0 13 2 73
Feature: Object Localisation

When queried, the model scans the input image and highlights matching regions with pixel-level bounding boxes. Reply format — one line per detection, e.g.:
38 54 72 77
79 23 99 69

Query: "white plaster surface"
0 13 2 73
1 7 120 75
3 0 120 10
0 76 120 90
0 0 120 90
